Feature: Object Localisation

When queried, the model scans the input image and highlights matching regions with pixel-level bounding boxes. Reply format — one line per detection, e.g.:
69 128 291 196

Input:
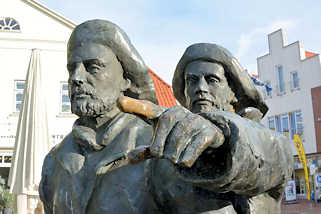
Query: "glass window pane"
62 84 69 91
266 82 272 96
16 82 24 89
62 95 70 103
12 25 20 30
296 111 303 122
62 104 71 113
268 117 275 129
282 115 289 132
10 19 17 26
4 156 12 163
293 72 298 88
16 93 23 101
16 103 21 112
290 112 296 139
276 116 282 133
278 66 285 92
5 18 10 25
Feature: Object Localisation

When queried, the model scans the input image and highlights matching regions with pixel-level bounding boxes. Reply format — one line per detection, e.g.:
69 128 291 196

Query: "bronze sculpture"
39 20 293 213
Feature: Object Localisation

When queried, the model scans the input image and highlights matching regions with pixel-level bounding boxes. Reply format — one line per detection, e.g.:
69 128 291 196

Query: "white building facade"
0 0 76 181
257 29 321 197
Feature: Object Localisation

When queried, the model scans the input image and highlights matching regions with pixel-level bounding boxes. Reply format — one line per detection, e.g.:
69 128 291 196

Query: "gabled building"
257 29 321 197
0 0 75 181
0 0 176 181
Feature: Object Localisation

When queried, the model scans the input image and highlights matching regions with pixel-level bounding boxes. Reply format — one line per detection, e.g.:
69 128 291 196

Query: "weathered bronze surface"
39 20 293 214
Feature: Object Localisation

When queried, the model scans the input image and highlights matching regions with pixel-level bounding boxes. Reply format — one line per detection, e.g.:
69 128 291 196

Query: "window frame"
290 71 300 91
264 80 272 98
268 110 304 140
268 116 275 130
275 115 282 133
0 17 21 32
295 110 304 135
14 80 25 113
276 65 286 95
281 113 290 137
0 152 13 167
60 82 71 114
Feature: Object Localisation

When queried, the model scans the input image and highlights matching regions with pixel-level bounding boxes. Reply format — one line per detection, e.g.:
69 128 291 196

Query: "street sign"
315 174 321 201
316 174 321 185
285 180 296 201
310 164 316 175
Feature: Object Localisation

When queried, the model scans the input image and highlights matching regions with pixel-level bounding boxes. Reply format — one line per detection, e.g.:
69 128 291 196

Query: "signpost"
310 164 318 205
285 180 297 202
316 173 321 202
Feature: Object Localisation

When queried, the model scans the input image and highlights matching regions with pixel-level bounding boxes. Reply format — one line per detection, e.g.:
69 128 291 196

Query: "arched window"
0 17 20 32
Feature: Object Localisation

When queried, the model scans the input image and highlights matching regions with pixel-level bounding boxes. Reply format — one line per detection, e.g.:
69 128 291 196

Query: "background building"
0 0 75 182
257 29 321 198
0 0 176 183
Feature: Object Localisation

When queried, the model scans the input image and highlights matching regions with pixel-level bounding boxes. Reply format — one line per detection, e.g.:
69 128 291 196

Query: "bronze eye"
186 75 198 84
207 76 220 84
85 63 101 74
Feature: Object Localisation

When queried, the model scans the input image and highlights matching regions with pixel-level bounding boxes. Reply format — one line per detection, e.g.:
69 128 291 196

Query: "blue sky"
38 0 321 84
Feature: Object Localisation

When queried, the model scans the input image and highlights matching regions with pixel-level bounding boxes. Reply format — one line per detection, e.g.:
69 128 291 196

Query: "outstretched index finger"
118 96 166 120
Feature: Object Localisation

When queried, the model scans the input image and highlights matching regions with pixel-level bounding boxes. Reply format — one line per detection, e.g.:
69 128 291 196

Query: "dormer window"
0 17 20 32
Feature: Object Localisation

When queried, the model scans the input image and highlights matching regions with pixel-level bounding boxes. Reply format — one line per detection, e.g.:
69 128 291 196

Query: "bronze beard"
70 84 115 117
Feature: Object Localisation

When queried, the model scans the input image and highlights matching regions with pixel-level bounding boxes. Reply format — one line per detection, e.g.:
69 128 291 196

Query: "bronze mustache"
192 97 214 105
71 85 96 100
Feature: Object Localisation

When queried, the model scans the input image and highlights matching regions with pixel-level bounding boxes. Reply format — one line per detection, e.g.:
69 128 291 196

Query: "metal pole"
314 174 318 206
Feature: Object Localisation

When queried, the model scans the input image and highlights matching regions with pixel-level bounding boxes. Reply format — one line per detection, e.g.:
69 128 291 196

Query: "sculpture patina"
39 19 293 214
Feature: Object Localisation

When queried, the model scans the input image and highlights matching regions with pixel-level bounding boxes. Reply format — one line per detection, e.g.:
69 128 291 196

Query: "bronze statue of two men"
39 20 293 214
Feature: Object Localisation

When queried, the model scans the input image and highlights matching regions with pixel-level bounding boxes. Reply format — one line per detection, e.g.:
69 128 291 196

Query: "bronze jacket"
39 111 293 214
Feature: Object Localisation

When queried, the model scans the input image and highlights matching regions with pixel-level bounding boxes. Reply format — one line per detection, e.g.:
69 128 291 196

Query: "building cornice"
22 0 76 29
0 37 68 44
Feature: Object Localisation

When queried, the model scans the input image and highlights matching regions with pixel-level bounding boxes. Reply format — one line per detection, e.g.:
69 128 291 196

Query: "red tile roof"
306 51 317 59
148 68 177 108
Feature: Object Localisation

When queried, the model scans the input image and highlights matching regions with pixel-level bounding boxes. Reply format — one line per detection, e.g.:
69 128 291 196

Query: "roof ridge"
22 0 76 29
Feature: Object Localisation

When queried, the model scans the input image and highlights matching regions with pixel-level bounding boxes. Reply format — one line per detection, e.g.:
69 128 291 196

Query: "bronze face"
67 41 130 118
184 60 235 113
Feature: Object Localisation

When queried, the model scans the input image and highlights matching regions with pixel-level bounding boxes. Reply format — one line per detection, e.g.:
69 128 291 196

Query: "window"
265 81 272 97
281 114 289 137
290 112 296 140
289 110 304 139
274 114 290 135
0 153 13 167
275 115 282 133
281 114 289 132
270 110 304 139
4 156 12 163
60 82 71 113
0 17 20 31
291 71 299 90
268 116 275 130
295 110 303 135
14 80 25 112
277 65 285 93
